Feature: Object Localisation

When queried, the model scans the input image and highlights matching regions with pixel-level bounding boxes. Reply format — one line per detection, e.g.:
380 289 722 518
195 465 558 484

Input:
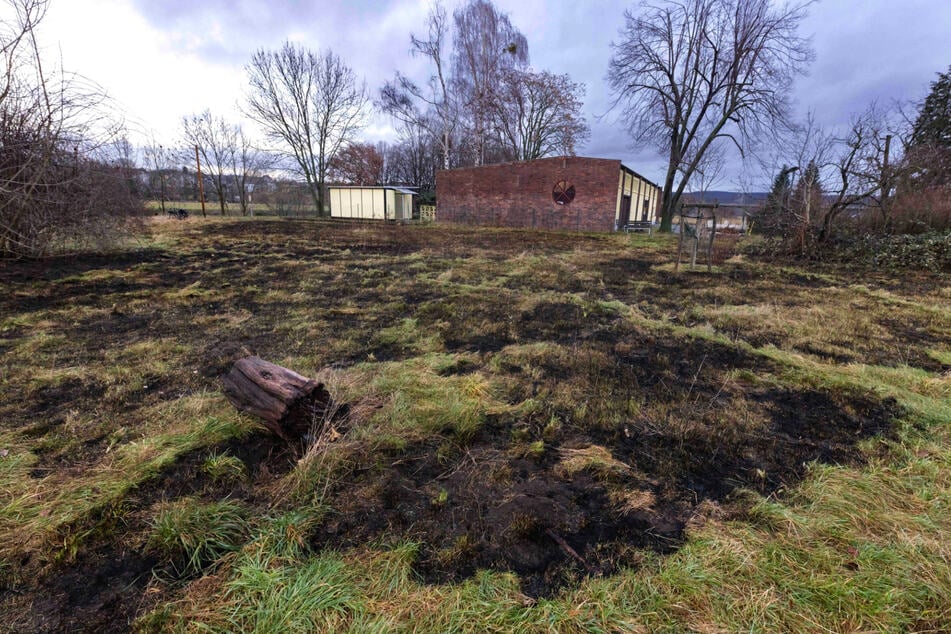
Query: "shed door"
619 195 632 227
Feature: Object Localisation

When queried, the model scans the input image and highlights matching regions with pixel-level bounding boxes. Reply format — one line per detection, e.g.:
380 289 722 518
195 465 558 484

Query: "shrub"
0 0 143 258
840 232 951 270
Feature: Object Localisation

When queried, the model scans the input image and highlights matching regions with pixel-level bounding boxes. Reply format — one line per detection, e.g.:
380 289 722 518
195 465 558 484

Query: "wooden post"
195 145 207 218
159 146 167 216
706 211 716 272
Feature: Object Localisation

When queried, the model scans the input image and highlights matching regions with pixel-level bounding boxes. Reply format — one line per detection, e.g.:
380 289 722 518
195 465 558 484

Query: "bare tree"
142 138 176 215
385 0 586 170
388 122 438 190
1 0 139 257
491 68 589 161
229 126 271 217
752 110 832 245
608 0 814 232
376 141 393 184
181 110 237 216
817 105 903 240
111 135 136 169
785 111 832 230
245 43 368 216
452 0 528 166
757 104 907 248
380 2 457 170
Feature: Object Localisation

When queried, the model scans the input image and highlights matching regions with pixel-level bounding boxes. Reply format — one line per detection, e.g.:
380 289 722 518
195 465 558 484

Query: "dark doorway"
619 195 632 226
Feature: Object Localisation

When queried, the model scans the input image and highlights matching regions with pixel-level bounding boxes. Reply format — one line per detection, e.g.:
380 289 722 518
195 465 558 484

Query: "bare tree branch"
608 0 814 232
379 1 456 171
245 43 368 215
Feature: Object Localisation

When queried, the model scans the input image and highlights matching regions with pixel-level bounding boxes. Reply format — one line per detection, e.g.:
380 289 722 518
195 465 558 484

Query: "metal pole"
195 145 207 218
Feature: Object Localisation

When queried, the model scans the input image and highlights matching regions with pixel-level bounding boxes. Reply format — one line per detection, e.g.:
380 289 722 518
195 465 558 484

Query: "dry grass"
555 445 632 480
0 217 947 632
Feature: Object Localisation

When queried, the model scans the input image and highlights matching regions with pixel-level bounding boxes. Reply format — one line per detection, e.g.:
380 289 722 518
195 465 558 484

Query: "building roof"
328 185 416 196
618 163 661 191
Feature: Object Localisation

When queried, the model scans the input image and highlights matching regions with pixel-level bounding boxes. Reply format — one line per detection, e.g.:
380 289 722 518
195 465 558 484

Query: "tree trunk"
221 356 332 442
659 142 679 233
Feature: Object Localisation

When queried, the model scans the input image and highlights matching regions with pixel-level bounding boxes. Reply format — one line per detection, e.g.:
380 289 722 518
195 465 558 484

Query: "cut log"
221 356 332 442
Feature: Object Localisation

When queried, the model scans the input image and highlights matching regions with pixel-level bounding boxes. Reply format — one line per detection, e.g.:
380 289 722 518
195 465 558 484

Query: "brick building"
435 156 661 232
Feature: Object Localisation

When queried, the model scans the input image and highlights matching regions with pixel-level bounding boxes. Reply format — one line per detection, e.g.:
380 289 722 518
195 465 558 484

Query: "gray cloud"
124 0 951 188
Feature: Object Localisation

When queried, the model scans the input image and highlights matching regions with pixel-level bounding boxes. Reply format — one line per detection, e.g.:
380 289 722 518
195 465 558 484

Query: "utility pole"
195 145 207 218
157 145 167 217
880 134 892 228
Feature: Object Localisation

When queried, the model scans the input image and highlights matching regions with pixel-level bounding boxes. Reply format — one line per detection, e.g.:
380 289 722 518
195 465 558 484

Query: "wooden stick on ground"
545 528 598 576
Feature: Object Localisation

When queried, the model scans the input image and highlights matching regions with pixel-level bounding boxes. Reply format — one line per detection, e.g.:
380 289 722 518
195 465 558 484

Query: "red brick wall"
435 157 622 232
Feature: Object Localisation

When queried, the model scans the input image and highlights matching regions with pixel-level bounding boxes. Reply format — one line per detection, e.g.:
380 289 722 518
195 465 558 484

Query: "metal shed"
328 186 415 221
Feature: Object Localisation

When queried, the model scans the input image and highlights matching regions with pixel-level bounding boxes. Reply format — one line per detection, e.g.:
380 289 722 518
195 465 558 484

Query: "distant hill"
683 191 768 205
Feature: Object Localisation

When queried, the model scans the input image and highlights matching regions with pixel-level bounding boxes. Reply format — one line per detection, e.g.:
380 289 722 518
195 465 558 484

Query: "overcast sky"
24 0 951 189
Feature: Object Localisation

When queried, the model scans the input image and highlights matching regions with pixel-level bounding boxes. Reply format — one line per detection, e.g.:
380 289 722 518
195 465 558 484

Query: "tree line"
606 0 949 245
125 0 592 219
753 70 951 252
242 0 590 214
2 0 947 258
0 0 593 256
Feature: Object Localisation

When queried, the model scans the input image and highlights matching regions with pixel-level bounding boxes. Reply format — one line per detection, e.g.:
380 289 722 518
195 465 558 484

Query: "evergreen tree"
908 66 951 188
766 165 798 213
911 66 951 149
756 165 798 235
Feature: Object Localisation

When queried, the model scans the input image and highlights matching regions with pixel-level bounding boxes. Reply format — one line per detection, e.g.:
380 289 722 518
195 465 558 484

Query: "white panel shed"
329 186 416 221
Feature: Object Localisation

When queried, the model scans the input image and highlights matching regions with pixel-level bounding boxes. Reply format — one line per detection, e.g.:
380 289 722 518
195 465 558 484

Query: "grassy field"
0 217 948 632
145 200 215 213
144 201 320 217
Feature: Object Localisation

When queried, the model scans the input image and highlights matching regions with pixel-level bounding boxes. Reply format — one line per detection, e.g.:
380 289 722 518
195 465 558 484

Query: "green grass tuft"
148 498 250 576
202 450 247 484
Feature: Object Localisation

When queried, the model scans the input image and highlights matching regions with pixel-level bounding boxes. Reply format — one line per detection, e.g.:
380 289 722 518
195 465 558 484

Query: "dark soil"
2 431 293 633
310 335 900 597
2 219 937 629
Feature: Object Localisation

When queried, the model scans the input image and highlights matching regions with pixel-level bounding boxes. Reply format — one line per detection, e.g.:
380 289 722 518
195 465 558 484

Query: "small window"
552 180 576 205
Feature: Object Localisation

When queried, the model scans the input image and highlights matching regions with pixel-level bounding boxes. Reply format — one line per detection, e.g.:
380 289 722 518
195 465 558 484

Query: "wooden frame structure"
676 203 719 272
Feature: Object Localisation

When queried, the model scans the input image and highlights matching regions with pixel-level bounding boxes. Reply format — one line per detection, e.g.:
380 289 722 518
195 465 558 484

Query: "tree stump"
221 356 332 442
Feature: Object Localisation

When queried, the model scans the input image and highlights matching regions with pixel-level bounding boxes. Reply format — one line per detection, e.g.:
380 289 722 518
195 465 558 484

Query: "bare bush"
0 0 141 258
882 187 951 234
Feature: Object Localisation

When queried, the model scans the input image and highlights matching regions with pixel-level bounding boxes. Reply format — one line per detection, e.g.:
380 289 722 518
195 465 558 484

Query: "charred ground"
0 218 947 631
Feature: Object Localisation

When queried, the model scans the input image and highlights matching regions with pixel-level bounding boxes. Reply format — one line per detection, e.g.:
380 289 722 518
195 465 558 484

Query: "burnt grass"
0 218 943 629
19 430 295 634
312 334 899 596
